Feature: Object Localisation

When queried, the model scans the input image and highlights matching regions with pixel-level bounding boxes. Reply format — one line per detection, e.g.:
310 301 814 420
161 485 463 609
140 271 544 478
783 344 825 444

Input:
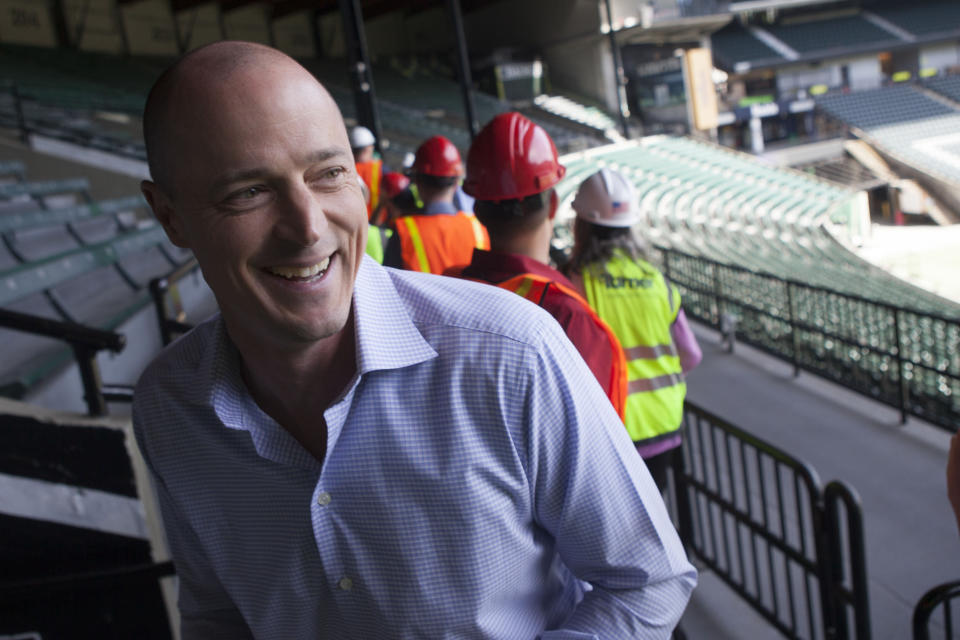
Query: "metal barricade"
673 402 871 640
913 580 960 640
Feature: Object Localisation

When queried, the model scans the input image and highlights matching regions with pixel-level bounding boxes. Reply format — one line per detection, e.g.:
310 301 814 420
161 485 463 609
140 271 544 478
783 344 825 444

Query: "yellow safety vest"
581 251 685 445
365 224 392 264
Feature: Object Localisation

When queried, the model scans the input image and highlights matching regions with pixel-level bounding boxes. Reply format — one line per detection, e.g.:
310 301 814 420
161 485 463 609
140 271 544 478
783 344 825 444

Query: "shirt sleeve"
523 318 697 638
133 403 255 640
670 308 702 374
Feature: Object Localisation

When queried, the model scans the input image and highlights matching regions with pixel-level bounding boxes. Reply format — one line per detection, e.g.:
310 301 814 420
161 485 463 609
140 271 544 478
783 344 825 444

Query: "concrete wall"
920 43 960 73
222 3 271 45
272 9 315 58
777 55 880 96
464 0 599 52
317 11 345 58
0 0 57 47
365 10 406 60
121 0 178 57
175 2 222 51
62 0 123 53
403 6 450 53
546 37 617 111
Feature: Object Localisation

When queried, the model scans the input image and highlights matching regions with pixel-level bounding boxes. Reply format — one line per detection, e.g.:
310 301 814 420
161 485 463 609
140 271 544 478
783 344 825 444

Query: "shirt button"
317 492 331 506
338 577 353 591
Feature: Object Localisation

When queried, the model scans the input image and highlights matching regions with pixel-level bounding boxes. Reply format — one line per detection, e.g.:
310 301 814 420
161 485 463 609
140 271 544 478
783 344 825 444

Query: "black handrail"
149 257 199 346
0 308 124 416
913 580 960 640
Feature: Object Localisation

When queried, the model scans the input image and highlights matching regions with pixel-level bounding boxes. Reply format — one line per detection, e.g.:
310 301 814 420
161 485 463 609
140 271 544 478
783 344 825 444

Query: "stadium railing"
673 401 871 640
913 580 960 640
653 246 960 432
0 202 193 414
149 256 200 347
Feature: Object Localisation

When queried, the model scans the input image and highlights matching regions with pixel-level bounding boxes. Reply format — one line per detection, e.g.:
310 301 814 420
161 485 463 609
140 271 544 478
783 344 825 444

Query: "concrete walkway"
677 323 956 639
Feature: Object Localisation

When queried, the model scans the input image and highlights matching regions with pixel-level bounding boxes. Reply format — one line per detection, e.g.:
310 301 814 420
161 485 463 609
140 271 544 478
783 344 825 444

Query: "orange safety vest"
356 159 382 219
395 212 489 275
497 273 628 421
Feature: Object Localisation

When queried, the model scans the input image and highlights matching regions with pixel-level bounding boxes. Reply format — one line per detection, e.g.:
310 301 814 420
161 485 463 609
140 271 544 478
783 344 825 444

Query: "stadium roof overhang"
616 14 733 46
141 0 505 21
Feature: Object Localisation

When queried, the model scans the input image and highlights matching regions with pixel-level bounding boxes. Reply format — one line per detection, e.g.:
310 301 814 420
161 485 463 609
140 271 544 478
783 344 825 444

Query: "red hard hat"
381 172 410 199
412 135 464 177
463 112 565 201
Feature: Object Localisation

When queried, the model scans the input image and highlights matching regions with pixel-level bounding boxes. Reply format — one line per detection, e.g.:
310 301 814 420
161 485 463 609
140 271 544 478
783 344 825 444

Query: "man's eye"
324 167 345 179
235 186 263 199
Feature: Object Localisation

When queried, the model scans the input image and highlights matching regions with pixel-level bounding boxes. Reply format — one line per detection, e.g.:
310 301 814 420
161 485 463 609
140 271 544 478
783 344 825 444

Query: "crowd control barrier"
913 580 960 640
672 402 871 639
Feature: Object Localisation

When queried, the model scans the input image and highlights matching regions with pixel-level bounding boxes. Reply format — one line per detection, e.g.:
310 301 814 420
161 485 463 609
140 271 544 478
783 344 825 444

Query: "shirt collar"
352 255 438 374
464 249 578 290
204 256 437 432
422 200 459 216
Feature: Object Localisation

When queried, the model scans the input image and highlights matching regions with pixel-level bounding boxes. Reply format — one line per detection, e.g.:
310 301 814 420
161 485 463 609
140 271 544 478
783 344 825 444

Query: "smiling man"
134 41 695 639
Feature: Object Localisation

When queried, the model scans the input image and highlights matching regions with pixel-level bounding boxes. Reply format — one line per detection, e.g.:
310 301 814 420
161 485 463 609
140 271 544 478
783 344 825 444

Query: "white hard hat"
571 168 639 228
349 125 376 149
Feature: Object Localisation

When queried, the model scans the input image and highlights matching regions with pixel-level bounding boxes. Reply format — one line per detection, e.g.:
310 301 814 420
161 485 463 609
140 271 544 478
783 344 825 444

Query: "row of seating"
711 2 960 70
815 84 960 187
0 164 191 402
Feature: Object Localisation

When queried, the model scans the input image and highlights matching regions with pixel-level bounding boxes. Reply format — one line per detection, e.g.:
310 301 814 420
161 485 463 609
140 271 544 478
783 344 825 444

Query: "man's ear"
547 189 559 221
141 180 190 248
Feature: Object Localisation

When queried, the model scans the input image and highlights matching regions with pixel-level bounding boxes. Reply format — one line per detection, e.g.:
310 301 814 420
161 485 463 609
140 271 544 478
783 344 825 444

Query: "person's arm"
133 407 254 639
524 320 697 638
670 308 701 373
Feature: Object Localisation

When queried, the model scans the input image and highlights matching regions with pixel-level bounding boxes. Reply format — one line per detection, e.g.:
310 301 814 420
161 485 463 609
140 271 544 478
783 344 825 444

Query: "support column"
338 0 384 155
446 0 478 140
602 0 630 138
749 116 764 154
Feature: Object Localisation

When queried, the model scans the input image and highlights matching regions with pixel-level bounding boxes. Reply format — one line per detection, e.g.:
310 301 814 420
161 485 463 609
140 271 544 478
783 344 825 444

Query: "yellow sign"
684 48 719 130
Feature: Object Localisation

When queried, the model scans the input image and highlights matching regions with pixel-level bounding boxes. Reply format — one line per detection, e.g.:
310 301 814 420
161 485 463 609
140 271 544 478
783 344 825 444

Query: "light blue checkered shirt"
133 257 696 639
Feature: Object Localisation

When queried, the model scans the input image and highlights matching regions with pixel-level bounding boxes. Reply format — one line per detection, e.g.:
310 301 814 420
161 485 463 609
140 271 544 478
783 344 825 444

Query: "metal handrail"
0 308 125 416
913 580 960 640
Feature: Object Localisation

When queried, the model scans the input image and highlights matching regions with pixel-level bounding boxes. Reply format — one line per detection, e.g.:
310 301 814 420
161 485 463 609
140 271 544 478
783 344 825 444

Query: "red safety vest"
497 273 629 421
356 159 382 219
395 212 489 275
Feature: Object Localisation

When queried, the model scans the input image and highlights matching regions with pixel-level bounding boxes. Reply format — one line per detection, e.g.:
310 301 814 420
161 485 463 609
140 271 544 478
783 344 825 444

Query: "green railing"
655 247 960 432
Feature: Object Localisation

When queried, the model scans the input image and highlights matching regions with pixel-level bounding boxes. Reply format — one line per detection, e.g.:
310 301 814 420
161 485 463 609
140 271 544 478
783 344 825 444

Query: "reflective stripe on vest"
356 160 382 218
582 252 685 444
497 273 628 421
396 212 490 274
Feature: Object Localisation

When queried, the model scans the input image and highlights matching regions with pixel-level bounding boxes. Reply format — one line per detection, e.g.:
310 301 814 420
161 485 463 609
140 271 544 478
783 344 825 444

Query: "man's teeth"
267 257 330 279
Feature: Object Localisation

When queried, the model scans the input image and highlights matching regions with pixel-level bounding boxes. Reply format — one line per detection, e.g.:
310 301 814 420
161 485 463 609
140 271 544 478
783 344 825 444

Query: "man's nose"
275 184 324 247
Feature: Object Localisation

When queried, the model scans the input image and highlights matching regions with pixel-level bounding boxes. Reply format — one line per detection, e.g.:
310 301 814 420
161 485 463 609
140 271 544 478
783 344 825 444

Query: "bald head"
142 41 339 195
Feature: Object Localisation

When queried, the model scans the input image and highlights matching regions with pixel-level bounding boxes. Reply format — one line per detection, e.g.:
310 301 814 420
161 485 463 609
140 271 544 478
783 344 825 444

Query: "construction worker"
371 171 413 227
350 125 382 219
567 168 702 492
459 112 627 419
383 135 489 274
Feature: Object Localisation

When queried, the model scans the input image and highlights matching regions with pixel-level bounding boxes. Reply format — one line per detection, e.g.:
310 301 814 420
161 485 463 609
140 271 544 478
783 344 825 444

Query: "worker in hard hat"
458 112 628 419
350 125 382 219
371 171 413 227
383 135 489 274
567 167 702 492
